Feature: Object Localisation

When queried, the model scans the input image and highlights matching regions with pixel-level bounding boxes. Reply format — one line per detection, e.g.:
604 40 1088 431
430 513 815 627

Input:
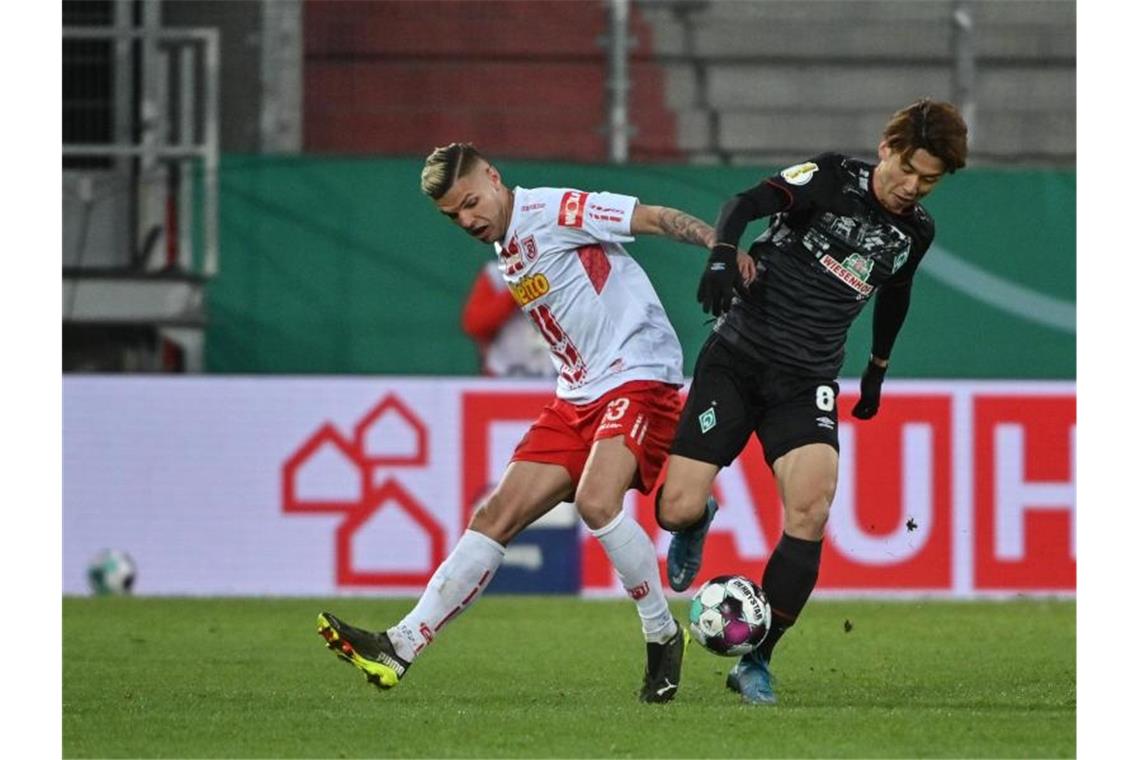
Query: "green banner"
207 156 1074 379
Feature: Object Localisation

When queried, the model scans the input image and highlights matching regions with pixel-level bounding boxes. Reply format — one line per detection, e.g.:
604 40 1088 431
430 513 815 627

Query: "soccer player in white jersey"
317 142 755 703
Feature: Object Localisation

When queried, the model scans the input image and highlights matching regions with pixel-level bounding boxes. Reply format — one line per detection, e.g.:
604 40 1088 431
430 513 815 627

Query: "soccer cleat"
639 619 688 703
317 612 410 691
725 648 777 705
666 497 719 592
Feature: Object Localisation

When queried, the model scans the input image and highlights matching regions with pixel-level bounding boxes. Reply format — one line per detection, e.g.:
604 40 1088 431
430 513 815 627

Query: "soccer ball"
87 549 137 596
688 575 771 656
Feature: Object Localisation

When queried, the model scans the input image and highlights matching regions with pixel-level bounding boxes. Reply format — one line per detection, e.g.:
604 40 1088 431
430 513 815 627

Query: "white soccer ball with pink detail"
688 574 771 657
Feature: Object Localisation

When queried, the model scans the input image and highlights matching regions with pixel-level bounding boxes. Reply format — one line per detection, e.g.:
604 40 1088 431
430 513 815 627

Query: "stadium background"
62 0 1074 601
57 1 1079 756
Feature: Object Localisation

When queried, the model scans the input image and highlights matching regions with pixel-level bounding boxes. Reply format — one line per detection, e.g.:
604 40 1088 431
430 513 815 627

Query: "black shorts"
670 333 840 469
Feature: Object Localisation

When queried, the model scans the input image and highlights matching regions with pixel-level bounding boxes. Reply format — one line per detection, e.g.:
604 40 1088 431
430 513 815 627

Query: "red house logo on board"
283 394 445 587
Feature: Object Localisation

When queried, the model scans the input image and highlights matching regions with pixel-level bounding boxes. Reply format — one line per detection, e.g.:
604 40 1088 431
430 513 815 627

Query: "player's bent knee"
784 492 833 538
575 490 621 531
468 495 525 546
655 486 705 532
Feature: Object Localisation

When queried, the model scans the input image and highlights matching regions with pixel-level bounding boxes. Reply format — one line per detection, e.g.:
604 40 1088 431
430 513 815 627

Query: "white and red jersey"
493 186 684 403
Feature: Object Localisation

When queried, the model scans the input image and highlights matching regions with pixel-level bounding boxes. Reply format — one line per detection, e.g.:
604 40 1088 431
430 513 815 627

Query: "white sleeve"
550 189 637 246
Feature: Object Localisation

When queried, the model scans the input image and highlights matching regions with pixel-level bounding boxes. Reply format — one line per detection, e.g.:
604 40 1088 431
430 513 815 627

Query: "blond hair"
421 143 487 199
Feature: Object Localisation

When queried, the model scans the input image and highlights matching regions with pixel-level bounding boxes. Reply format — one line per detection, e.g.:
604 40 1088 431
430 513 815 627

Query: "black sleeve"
870 280 912 361
872 218 935 359
713 152 841 249
713 182 792 250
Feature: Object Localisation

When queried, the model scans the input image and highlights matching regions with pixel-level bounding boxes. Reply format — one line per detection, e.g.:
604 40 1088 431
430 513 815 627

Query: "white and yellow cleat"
317 612 410 691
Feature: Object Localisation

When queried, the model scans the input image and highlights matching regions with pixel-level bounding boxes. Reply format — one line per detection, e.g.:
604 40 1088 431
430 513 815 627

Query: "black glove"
851 360 888 420
697 244 739 317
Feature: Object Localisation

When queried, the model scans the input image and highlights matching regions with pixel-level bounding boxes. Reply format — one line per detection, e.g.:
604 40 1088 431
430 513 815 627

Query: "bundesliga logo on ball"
688 575 772 657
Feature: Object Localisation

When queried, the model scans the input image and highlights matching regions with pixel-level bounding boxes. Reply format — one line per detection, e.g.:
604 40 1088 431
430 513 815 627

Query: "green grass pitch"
63 596 1074 758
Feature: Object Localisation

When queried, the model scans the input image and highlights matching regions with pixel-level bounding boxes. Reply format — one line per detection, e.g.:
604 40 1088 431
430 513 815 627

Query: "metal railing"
605 0 632 164
62 26 220 276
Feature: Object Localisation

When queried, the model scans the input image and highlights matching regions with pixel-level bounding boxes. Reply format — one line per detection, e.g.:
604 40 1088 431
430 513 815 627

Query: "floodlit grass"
63 596 1074 758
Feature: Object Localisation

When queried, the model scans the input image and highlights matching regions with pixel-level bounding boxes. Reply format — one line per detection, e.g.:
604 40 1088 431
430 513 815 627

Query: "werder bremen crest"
889 247 910 274
698 407 717 434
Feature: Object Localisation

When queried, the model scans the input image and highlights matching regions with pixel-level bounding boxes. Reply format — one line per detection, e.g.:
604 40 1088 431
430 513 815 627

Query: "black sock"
758 532 822 661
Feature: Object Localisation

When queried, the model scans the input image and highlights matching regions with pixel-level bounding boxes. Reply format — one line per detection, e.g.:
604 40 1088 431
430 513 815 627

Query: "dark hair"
421 142 487 199
883 99 969 173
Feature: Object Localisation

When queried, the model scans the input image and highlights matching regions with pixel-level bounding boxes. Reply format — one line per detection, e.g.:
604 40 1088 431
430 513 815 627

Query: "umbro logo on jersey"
558 191 588 228
816 416 836 430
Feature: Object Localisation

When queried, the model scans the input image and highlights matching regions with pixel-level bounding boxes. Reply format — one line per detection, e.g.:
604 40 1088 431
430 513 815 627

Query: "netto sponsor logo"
558 191 588 228
510 273 550 306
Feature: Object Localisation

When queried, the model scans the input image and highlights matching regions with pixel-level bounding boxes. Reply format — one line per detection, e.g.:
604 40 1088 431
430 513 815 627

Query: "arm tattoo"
658 208 715 250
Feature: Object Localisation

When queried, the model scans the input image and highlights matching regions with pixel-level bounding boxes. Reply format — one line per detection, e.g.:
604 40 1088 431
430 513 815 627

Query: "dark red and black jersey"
714 152 935 376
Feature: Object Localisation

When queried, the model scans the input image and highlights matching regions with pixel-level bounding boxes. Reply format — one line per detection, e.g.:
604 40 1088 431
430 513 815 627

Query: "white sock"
590 510 677 644
386 529 505 662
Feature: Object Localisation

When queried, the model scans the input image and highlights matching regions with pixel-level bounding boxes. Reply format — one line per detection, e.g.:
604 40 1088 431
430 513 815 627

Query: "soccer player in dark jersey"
656 99 969 704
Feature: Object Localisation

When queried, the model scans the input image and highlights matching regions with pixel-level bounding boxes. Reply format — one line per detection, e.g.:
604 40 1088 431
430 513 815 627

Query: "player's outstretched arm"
631 204 756 286
631 204 714 248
